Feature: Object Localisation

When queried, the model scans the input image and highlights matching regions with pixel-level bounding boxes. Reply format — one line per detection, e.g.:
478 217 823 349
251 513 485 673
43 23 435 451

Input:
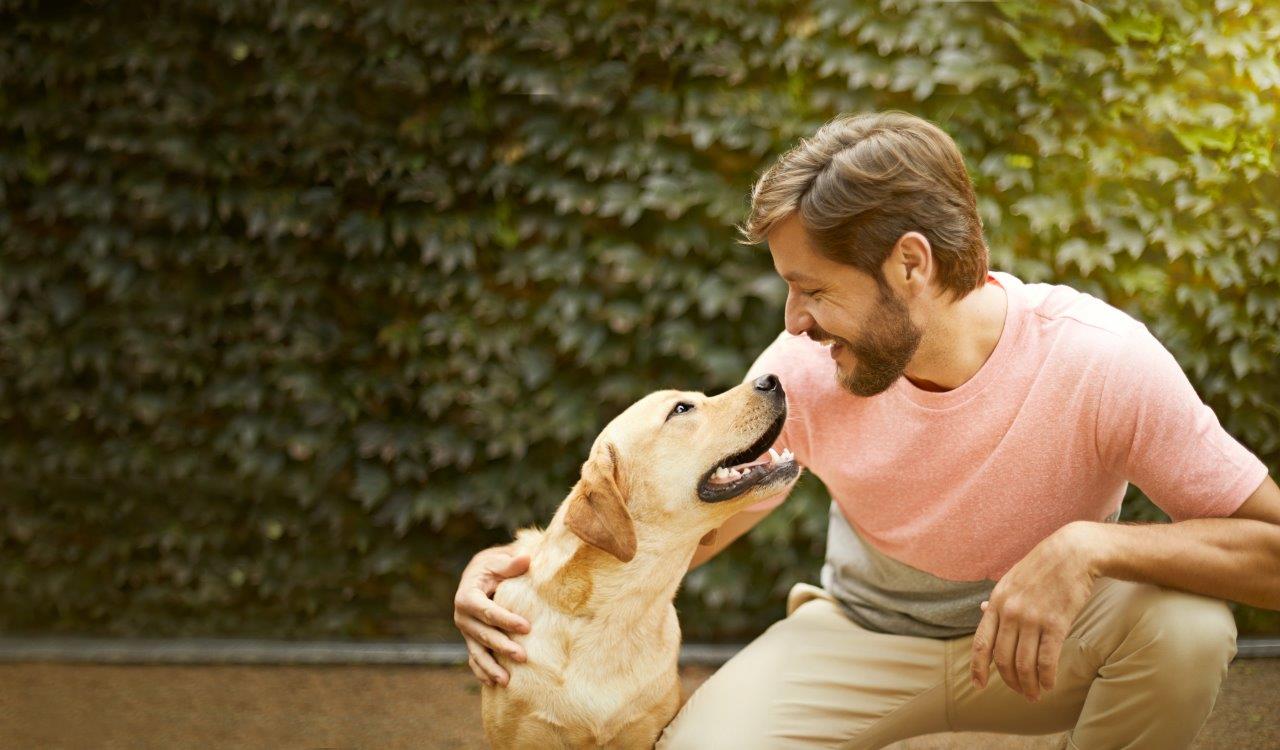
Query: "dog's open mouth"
697 410 801 502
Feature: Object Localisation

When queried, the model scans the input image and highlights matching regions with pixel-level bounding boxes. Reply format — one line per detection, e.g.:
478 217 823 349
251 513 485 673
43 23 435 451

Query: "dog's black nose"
754 374 780 393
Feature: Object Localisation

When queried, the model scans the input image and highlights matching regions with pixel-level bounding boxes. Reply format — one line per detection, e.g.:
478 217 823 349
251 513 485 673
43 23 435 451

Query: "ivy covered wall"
2 0 1277 639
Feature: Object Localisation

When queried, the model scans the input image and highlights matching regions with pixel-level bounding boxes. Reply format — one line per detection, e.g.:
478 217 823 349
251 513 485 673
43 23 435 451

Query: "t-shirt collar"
890 271 1023 410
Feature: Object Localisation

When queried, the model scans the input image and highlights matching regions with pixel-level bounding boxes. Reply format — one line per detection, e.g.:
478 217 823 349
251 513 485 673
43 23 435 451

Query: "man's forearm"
686 507 775 572
1079 518 1280 609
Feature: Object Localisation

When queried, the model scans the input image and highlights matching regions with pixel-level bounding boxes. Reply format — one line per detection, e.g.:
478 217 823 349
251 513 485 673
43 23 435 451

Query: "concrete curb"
0 637 1276 666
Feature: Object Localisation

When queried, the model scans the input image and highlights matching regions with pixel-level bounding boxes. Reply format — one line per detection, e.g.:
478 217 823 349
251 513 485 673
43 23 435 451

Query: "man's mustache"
807 327 843 345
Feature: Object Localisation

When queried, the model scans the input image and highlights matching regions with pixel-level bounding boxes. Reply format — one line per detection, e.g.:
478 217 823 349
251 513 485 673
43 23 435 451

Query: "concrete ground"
1 660 1276 749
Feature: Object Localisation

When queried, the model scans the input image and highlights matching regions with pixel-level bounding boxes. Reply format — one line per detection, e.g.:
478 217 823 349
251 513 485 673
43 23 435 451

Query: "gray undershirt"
821 502 1121 639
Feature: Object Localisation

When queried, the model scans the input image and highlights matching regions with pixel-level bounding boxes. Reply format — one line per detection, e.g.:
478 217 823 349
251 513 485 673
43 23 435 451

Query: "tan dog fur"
481 379 801 749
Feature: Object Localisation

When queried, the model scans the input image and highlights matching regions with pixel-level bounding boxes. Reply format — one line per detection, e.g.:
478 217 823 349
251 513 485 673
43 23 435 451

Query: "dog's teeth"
780 448 793 461
768 448 780 462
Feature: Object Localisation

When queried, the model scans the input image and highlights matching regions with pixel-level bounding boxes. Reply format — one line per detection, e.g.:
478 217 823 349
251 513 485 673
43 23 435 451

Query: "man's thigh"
657 584 950 750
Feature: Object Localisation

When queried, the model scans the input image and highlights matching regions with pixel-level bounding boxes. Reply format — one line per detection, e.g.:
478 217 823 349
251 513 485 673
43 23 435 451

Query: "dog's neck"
531 511 709 624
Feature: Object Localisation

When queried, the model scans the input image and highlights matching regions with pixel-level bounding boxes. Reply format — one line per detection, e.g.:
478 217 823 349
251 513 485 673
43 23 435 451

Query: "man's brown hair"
740 110 989 301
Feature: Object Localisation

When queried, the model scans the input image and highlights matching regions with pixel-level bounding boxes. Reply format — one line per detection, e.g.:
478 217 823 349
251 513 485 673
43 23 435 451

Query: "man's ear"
565 442 636 562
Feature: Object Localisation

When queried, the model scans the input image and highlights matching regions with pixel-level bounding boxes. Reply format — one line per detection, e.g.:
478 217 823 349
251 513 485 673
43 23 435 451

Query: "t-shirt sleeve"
742 332 805 513
1096 323 1269 521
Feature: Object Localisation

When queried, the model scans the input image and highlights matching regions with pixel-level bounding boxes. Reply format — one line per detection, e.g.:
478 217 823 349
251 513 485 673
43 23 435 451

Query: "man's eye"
667 402 695 419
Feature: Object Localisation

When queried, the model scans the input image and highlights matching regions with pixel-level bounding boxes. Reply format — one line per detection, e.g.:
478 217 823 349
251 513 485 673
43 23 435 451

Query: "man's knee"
657 692 778 749
1122 585 1238 709
658 710 769 750
1067 586 1238 748
1136 588 1237 668
655 660 783 750
656 618 806 749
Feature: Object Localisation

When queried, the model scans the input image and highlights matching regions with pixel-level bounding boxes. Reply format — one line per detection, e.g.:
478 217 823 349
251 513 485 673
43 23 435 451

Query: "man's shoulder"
1003 271 1144 347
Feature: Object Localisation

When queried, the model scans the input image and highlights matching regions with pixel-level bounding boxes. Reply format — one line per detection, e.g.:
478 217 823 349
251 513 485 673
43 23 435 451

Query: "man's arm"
973 319 1278 701
1078 473 1280 610
1080 322 1280 608
688 506 776 571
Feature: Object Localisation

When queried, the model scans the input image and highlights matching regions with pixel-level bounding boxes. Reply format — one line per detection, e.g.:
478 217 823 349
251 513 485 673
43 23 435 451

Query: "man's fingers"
467 654 494 687
466 641 509 686
490 552 531 579
970 603 998 688
486 598 531 634
1038 630 1065 693
1015 624 1042 701
462 617 526 662
993 615 1022 696
476 553 532 596
460 589 530 634
453 547 532 689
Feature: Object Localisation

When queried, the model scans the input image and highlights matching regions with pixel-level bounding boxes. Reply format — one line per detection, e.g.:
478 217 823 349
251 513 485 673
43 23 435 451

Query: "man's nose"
783 291 814 336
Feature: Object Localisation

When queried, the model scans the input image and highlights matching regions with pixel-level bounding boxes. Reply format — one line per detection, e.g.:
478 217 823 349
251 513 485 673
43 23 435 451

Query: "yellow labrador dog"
481 374 801 749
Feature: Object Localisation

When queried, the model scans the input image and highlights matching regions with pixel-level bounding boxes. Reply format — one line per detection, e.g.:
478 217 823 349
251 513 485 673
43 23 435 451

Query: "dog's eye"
667 402 695 420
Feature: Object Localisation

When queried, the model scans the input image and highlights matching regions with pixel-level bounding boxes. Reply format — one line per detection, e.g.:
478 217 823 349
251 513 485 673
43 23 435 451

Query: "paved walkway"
1 660 1276 748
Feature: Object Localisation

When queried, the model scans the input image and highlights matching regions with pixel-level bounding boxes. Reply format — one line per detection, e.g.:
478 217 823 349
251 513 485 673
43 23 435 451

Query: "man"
454 111 1280 748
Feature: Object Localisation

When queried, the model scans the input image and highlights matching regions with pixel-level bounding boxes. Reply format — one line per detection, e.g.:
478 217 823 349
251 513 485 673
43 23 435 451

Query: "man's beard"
811 291 923 398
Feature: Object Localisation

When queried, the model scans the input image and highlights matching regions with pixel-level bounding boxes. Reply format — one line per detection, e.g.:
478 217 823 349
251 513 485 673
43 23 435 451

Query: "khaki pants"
657 578 1237 749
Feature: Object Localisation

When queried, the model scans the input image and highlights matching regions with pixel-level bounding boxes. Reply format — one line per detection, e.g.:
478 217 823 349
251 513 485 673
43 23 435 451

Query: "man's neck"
904 279 1008 392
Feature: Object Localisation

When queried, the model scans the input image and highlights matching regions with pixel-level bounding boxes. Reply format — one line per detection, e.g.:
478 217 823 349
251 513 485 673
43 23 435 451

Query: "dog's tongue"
728 454 771 472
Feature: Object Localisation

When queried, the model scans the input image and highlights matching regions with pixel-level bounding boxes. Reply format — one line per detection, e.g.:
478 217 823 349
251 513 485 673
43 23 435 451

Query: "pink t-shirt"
746 270 1268 582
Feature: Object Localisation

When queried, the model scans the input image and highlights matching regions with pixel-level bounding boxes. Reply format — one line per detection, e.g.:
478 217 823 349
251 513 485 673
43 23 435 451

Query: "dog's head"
563 374 801 562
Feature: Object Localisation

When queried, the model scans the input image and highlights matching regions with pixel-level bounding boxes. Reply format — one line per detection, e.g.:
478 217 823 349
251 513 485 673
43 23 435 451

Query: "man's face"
766 214 923 397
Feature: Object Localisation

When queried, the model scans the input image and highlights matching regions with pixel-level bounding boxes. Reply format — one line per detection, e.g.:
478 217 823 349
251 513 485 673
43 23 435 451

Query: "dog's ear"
566 442 636 562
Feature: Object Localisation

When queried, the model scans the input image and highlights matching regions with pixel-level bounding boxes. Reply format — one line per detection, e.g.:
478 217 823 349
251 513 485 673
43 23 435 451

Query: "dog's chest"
496 599 681 742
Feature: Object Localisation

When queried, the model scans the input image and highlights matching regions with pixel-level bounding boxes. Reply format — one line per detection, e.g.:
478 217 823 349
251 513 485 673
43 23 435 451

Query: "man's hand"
970 521 1104 702
453 545 533 687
